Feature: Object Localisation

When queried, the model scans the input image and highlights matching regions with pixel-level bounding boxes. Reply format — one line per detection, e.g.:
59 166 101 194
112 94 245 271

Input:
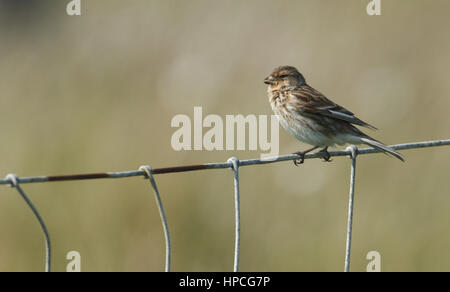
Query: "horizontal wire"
0 139 449 185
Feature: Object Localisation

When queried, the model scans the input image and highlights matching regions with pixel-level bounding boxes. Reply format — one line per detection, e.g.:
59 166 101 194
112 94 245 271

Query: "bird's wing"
289 85 378 130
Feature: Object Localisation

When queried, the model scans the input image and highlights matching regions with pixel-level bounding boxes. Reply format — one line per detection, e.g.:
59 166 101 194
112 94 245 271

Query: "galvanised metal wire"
139 165 171 272
344 146 358 272
1 139 450 272
5 174 51 272
227 157 241 272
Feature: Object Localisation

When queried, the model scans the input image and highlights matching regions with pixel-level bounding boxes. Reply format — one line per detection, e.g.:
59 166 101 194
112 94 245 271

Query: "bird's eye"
279 74 288 78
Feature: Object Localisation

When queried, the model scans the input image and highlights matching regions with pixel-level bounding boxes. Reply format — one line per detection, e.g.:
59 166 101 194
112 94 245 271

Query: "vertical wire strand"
227 157 240 272
5 174 51 272
344 146 358 272
139 166 171 272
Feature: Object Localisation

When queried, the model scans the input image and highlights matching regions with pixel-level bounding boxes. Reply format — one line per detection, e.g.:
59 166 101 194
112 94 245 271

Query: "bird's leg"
293 146 319 166
318 147 332 162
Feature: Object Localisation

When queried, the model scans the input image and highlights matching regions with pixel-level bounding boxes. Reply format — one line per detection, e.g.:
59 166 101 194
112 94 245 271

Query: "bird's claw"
318 148 332 162
293 152 305 166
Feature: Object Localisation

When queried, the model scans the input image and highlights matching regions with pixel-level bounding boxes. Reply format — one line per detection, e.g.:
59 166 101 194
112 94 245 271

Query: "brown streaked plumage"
264 65 404 165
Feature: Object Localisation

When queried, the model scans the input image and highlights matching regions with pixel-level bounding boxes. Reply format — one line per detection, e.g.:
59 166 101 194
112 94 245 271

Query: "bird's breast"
269 91 336 147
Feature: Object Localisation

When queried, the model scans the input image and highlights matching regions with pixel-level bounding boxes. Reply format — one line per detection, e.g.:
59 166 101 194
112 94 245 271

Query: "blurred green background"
0 0 449 272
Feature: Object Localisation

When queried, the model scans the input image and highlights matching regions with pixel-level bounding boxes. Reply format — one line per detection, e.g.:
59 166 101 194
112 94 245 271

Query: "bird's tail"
360 137 405 162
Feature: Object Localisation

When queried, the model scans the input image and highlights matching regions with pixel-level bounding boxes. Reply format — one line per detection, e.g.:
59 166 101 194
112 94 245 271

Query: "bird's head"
264 66 306 89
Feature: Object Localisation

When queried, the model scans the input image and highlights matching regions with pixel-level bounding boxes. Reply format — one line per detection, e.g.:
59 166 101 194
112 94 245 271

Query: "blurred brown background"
0 0 449 272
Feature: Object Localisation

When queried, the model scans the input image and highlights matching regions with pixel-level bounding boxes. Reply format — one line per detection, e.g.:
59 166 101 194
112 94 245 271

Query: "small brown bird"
264 65 404 165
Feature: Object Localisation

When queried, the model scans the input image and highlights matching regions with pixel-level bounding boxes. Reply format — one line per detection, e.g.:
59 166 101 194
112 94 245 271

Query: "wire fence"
2 139 450 272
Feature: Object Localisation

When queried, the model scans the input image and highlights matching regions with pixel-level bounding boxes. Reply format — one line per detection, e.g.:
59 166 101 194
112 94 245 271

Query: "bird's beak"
264 75 275 85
